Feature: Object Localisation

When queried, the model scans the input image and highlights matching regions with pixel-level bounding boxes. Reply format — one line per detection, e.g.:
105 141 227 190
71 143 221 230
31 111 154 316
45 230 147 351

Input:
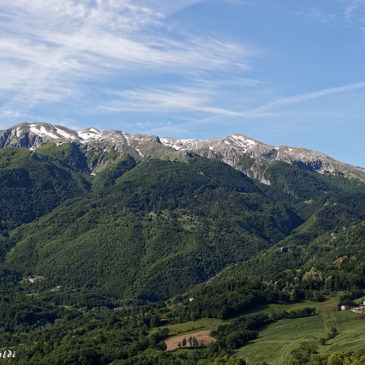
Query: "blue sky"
0 0 364 166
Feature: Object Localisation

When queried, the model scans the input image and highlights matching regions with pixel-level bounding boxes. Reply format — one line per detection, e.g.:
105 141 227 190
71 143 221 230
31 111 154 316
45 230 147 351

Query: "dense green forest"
0 143 364 364
5 157 300 299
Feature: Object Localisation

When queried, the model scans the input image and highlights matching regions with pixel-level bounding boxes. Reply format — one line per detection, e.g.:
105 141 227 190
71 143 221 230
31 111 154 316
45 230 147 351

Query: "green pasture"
247 295 340 316
152 318 226 336
237 310 365 365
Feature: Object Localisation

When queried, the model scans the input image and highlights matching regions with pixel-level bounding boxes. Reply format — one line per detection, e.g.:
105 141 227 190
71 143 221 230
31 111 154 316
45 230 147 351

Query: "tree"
149 315 161 328
155 341 167 351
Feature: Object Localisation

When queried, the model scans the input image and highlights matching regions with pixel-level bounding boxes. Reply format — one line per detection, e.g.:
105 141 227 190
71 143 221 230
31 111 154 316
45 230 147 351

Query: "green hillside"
0 147 90 233
257 160 365 219
5 157 300 300
238 310 365 365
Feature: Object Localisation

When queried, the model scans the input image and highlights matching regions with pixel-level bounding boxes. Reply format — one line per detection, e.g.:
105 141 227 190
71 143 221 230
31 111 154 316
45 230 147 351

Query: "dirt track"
164 330 216 351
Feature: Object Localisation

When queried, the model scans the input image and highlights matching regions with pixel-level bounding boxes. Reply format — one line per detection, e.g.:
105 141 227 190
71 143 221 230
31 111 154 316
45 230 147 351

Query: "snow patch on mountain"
29 124 59 139
160 137 194 150
55 127 77 140
227 134 257 150
135 148 144 157
0 122 364 182
78 128 101 141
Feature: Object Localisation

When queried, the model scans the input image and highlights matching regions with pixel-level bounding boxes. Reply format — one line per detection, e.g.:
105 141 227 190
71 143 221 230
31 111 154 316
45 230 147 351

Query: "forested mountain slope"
0 133 363 301
5 157 300 300
0 147 90 233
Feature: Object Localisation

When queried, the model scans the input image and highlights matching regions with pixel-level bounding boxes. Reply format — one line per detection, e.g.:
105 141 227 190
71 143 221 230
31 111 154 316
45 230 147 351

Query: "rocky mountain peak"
0 122 364 182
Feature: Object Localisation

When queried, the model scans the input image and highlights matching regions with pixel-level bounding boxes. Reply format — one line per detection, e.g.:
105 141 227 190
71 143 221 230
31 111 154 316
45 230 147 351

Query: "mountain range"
1 122 364 182
0 122 365 364
0 122 364 300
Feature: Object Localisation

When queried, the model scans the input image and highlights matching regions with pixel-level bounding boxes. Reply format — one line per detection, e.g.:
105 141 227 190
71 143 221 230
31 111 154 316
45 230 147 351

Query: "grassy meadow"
237 303 365 364
152 318 226 336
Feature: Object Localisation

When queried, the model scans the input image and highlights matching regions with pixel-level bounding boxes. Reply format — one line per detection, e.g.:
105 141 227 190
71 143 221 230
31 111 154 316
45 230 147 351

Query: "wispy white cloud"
102 86 243 116
244 82 365 114
0 0 252 119
137 81 365 121
343 0 365 22
104 82 365 120
101 83 278 119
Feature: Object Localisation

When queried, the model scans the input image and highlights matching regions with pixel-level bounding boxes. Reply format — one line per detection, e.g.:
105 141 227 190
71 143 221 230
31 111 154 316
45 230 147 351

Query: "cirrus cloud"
0 0 254 119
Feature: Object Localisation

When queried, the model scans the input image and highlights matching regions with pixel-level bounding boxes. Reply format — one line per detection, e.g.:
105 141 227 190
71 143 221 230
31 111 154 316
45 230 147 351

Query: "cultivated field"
165 330 216 351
